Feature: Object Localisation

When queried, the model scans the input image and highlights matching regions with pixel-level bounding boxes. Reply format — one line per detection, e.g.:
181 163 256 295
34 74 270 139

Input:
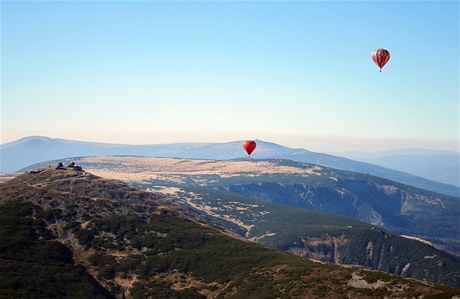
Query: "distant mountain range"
2 136 459 197
338 148 460 188
3 168 458 297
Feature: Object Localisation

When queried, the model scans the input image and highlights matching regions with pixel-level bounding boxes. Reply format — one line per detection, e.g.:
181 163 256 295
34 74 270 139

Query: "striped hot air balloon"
372 48 390 72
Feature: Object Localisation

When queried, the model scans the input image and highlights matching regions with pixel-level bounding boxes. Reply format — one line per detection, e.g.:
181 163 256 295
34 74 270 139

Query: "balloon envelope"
372 48 390 71
242 140 256 156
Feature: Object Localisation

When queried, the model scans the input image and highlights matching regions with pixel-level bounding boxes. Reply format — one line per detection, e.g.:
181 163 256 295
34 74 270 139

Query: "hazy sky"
1 1 459 152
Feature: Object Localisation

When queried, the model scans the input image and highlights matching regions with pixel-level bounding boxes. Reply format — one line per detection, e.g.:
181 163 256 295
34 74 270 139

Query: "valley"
23 156 460 288
2 168 459 298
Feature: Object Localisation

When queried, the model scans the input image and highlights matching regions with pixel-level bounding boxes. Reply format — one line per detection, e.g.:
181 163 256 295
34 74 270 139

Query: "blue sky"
1 1 458 152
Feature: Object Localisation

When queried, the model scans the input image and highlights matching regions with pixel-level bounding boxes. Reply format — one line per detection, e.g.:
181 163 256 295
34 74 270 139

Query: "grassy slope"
0 203 114 299
172 187 460 287
1 169 459 298
2 202 458 299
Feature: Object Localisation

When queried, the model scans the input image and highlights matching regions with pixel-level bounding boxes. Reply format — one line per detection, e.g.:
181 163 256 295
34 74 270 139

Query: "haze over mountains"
2 136 459 197
338 149 460 188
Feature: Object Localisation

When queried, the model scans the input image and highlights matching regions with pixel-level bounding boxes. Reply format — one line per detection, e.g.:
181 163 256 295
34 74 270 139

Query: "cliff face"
268 230 460 288
1 168 459 298
222 179 459 247
220 180 460 287
287 235 349 263
12 157 460 289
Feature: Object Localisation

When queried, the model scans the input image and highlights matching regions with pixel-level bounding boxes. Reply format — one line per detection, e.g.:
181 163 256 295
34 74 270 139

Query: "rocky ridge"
1 167 459 298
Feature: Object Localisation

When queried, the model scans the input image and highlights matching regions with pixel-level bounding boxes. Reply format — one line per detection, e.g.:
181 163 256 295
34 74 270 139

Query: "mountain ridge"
3 167 459 297
22 156 460 288
3 136 458 197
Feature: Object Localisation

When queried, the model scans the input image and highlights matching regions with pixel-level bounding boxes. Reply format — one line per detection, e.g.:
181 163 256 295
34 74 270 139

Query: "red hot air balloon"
372 48 390 72
242 140 256 157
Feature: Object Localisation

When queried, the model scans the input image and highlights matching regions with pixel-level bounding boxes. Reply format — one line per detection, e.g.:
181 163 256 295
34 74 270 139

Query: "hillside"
23 157 460 288
3 136 459 197
2 168 458 298
177 188 460 287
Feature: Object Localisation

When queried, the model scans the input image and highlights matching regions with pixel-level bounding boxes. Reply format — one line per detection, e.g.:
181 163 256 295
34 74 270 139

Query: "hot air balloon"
372 48 390 72
242 140 256 157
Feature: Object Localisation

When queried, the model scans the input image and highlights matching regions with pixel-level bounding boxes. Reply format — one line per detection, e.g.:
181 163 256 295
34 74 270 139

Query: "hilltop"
22 157 460 288
1 167 459 298
3 136 459 196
